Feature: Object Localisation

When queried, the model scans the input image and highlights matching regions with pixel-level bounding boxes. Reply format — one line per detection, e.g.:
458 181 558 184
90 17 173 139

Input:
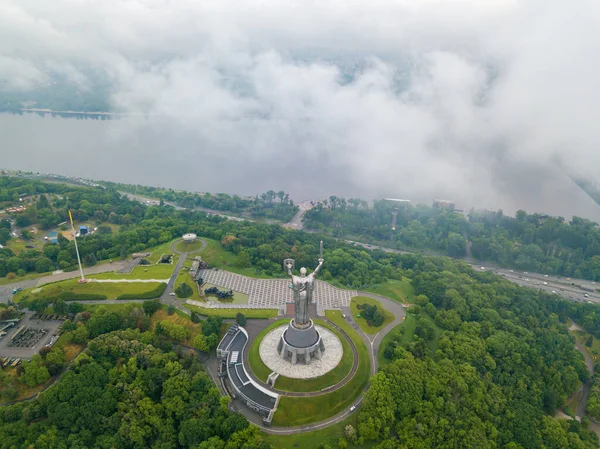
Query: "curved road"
237 293 406 434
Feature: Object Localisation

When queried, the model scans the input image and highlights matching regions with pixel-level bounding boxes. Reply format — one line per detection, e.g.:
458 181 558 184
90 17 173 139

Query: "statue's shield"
283 258 295 271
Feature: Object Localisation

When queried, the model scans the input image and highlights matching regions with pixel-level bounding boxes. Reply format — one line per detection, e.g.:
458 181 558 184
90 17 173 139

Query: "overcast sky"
2 0 600 219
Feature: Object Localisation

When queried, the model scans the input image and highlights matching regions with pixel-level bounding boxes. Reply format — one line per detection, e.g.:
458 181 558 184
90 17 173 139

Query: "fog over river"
2 113 600 222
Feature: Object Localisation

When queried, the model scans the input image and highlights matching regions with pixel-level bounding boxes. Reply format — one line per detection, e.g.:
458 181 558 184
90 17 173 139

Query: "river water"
2 113 600 222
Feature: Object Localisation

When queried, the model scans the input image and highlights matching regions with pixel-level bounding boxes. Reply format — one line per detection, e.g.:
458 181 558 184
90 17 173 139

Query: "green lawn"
247 319 354 392
88 262 176 280
378 313 417 368
13 278 163 302
5 238 35 255
143 240 178 264
200 238 275 279
350 296 395 334
263 415 376 449
248 320 290 381
271 310 370 427
366 278 415 304
173 239 205 253
174 267 203 301
202 283 248 305
183 303 278 319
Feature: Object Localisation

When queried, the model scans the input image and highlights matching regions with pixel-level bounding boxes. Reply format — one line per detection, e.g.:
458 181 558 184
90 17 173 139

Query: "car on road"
12 287 22 294
584 293 589 298
543 282 548 285
544 274 548 278
350 406 356 412
169 292 175 296
552 291 556 294
480 267 485 270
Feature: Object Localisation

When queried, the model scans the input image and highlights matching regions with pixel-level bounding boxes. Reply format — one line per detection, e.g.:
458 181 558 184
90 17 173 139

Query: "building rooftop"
225 328 278 410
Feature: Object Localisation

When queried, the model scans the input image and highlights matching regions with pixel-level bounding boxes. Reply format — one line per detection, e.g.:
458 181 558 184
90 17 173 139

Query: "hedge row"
116 283 167 300
58 292 107 301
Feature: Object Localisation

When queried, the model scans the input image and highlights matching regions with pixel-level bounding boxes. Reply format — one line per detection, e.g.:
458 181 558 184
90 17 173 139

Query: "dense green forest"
0 328 270 448
362 255 596 448
304 198 600 281
102 181 299 221
3 176 600 447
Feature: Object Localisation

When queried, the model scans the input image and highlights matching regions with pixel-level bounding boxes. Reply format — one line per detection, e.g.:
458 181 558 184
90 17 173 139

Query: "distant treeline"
102 181 299 222
304 198 600 281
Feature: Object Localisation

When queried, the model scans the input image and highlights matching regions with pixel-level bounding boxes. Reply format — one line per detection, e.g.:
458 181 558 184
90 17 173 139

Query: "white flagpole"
68 209 86 283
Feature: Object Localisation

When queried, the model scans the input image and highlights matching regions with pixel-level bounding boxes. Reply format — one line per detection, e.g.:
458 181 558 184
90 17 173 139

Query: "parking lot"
0 311 62 359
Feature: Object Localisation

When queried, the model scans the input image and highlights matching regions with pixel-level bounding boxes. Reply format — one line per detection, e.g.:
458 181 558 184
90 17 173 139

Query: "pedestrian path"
90 279 169 283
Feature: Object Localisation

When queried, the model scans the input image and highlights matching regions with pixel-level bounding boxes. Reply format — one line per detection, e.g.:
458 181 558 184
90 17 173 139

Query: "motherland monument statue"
278 241 326 364
284 241 324 329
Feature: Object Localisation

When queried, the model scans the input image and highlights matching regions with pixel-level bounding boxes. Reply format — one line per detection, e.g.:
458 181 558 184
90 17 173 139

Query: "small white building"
183 233 197 243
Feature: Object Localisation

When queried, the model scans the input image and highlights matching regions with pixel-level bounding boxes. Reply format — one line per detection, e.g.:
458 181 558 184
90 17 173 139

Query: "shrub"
175 282 193 298
142 299 161 316
235 312 247 326
57 292 107 301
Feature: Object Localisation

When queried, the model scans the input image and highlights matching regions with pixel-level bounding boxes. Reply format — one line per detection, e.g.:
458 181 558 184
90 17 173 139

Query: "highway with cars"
344 240 600 305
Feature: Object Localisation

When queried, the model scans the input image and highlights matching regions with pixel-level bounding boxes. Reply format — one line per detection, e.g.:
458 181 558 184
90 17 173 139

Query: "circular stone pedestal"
259 325 343 379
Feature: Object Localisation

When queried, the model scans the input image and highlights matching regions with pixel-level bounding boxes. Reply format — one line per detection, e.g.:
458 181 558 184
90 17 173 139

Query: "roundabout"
171 237 207 254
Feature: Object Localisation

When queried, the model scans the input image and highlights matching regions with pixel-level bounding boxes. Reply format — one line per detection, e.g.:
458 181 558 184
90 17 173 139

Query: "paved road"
0 261 127 304
353 291 407 373
281 200 313 230
345 240 600 305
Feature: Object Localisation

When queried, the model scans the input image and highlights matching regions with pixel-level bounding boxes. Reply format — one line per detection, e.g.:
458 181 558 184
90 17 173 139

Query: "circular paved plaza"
259 325 343 379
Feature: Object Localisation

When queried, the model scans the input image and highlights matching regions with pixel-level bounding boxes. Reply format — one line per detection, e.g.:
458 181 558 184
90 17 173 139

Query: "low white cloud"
2 0 600 217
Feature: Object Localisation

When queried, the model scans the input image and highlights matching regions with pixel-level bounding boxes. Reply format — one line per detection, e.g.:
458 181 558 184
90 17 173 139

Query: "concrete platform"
259 325 343 379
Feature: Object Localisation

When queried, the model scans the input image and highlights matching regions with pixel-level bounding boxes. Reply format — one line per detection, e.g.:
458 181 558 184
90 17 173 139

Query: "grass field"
88 262 176 280
247 319 355 392
263 415 377 449
248 319 290 381
202 283 249 304
200 238 274 279
174 267 203 301
350 296 395 334
184 303 278 319
366 278 415 304
173 239 205 253
271 310 370 427
143 240 177 264
378 313 417 368
5 238 36 255
13 278 163 302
